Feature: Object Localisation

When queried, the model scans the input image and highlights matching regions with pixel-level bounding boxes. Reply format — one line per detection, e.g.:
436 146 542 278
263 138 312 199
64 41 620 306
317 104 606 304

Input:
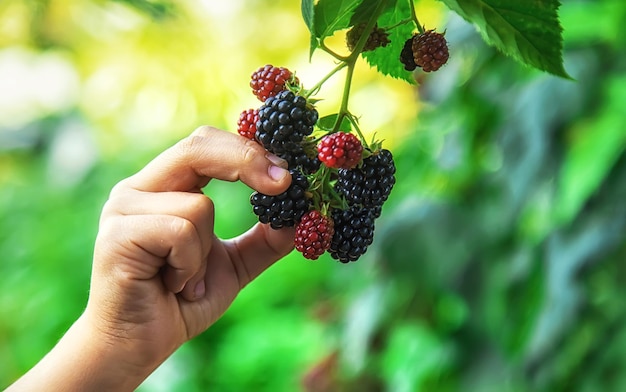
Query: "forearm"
6 314 156 392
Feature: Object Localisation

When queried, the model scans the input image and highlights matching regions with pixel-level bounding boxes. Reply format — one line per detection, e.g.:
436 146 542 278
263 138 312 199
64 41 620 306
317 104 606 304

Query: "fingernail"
194 280 205 299
268 165 289 182
265 153 288 169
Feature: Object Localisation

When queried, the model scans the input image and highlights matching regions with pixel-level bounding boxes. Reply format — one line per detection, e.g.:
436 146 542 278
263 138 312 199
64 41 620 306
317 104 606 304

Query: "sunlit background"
2 0 626 391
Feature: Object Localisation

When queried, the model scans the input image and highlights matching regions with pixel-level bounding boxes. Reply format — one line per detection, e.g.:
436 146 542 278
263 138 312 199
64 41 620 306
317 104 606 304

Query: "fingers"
122 126 290 195
101 190 215 259
223 223 295 289
96 214 207 297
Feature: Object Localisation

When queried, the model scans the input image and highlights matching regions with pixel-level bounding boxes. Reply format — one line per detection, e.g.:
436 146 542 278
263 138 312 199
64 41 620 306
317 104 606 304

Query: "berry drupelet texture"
317 132 363 170
412 30 449 72
280 145 322 174
336 149 396 209
255 90 319 156
250 65 298 102
328 206 376 263
250 169 311 229
295 210 335 260
237 108 259 140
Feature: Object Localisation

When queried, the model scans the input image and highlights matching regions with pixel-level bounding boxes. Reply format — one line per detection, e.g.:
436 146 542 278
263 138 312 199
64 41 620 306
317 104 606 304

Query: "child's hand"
7 126 294 391
89 125 294 368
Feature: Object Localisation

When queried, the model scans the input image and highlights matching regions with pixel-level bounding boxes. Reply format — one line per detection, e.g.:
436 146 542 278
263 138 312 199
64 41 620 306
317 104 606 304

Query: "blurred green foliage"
1 0 626 391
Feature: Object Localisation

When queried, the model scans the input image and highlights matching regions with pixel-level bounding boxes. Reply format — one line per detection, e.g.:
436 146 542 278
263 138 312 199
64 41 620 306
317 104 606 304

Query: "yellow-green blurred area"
1 0 626 391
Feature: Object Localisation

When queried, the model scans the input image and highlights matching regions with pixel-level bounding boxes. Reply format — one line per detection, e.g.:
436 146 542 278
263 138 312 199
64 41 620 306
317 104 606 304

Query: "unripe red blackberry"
250 65 298 102
346 23 390 53
336 149 396 208
295 210 334 260
400 36 417 71
412 30 449 72
255 90 318 156
317 132 363 169
328 206 376 263
237 108 258 140
250 169 311 229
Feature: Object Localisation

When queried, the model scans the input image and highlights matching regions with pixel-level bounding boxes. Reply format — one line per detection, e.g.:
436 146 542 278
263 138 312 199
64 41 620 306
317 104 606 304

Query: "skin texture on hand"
7 126 295 391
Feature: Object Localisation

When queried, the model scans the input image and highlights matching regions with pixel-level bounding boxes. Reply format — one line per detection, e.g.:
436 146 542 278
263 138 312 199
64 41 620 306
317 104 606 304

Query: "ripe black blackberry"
255 90 319 156
346 23 390 53
400 36 417 71
250 169 311 229
412 30 449 72
336 149 396 208
328 206 376 263
280 146 322 174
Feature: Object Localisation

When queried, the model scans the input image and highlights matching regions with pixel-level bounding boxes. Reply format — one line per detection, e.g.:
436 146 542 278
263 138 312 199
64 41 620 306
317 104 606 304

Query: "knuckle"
191 125 217 137
177 134 205 158
188 194 214 218
169 217 197 245
240 137 263 166
109 178 131 198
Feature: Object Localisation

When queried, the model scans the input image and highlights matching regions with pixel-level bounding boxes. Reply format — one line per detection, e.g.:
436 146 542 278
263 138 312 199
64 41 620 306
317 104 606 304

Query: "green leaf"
301 0 315 33
438 0 570 78
317 114 352 132
350 0 396 26
301 0 319 58
361 0 416 83
314 0 364 41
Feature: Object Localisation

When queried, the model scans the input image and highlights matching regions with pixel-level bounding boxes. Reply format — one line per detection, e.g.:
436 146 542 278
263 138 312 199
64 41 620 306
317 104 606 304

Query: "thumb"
223 223 296 289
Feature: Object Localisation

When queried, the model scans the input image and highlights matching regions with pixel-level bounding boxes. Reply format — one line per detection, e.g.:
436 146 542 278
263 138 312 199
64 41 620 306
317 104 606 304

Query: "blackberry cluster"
240 64 396 263
336 149 396 209
346 23 390 53
250 169 311 229
255 90 319 156
329 206 376 263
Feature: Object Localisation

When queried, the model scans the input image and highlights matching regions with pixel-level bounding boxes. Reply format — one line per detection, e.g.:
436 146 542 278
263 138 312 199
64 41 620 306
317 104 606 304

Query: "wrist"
7 313 158 392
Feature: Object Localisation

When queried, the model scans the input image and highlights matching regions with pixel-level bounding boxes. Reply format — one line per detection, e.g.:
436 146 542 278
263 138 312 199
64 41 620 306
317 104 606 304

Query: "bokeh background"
1 0 626 391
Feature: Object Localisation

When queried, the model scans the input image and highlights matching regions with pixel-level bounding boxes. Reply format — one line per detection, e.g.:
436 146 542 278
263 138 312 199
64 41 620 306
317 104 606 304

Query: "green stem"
320 40 348 62
409 0 425 33
346 112 367 146
330 0 388 140
385 18 413 32
303 62 348 99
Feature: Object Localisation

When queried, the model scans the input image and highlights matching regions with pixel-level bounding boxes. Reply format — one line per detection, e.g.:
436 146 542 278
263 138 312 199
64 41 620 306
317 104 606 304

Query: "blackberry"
237 108 258 140
280 146 322 174
295 210 334 260
412 30 449 72
317 132 363 169
250 64 298 102
255 90 318 156
336 149 396 208
346 23 390 53
328 206 376 263
400 36 417 71
250 169 311 229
